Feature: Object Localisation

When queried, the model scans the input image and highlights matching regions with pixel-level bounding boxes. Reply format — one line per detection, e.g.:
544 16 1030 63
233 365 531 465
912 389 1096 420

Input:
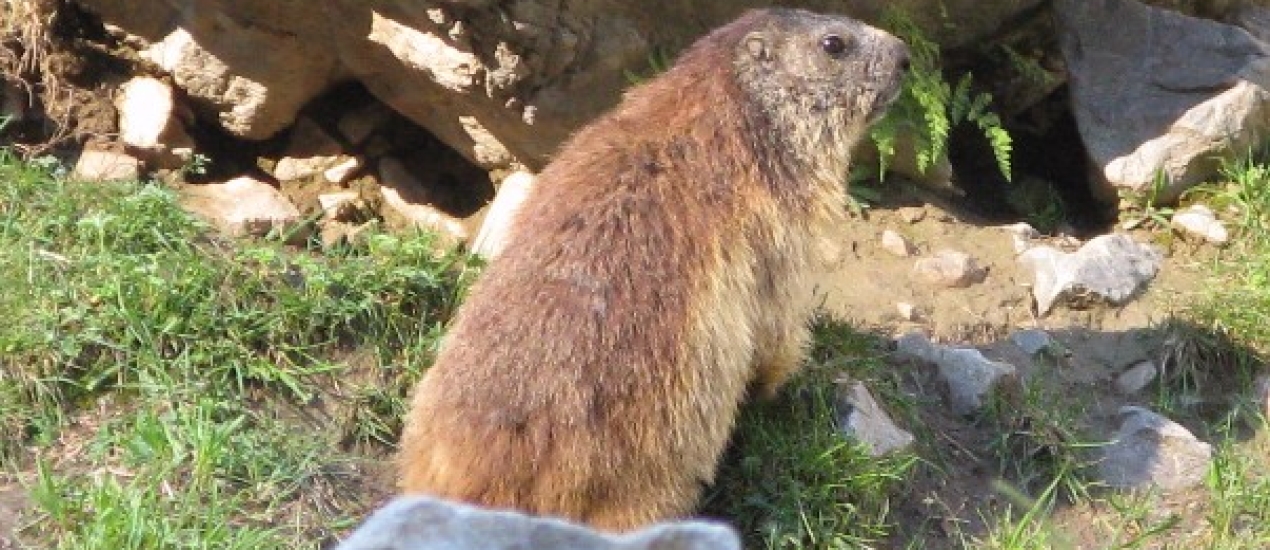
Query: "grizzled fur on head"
398 8 909 532
689 8 909 184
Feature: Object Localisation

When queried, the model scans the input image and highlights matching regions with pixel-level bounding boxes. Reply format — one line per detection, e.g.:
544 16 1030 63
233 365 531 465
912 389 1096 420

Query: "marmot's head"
720 9 910 168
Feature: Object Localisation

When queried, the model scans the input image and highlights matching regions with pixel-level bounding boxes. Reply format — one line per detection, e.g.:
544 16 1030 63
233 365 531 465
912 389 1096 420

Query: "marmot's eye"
820 34 849 57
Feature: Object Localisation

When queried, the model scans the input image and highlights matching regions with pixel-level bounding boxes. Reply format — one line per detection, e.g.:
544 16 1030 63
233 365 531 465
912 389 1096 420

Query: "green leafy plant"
871 10 1012 181
1120 169 1178 230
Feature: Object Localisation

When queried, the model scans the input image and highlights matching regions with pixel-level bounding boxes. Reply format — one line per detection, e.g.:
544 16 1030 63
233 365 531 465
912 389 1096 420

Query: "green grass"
0 149 477 547
703 322 918 549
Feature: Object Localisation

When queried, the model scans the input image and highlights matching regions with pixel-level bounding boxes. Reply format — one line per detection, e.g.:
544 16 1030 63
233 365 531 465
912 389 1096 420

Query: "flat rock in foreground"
335 496 741 550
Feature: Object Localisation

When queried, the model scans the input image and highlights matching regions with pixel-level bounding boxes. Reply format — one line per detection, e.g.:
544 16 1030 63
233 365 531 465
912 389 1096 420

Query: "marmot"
399 8 909 531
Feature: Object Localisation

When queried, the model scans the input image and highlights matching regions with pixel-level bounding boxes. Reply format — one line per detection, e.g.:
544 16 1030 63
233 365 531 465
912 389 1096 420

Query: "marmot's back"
398 7 910 531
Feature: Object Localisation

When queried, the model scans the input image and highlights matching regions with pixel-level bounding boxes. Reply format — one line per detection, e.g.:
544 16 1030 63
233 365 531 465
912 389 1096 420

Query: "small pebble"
881 229 917 257
914 249 985 288
1171 204 1228 245
1115 360 1158 395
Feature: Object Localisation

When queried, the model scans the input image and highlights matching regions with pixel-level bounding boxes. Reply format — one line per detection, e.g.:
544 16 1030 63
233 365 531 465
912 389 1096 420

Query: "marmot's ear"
743 31 769 62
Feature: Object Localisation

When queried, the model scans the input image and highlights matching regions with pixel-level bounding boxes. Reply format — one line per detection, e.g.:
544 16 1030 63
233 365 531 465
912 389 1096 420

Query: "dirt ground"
811 180 1242 547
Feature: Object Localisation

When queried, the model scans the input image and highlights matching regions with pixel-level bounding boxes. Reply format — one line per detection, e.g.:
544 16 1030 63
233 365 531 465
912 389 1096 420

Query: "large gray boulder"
1057 0 1270 203
335 496 741 550
77 0 1042 170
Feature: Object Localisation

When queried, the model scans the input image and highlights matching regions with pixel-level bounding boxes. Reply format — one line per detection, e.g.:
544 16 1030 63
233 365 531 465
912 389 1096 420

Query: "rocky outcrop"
1057 0 1270 203
77 0 1044 171
135 8 345 141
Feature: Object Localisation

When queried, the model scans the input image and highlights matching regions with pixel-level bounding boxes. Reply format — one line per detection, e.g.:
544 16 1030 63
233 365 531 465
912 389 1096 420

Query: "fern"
870 10 1013 181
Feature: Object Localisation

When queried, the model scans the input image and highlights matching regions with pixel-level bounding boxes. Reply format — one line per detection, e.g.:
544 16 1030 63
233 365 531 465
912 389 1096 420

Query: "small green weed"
872 10 1012 181
704 320 917 549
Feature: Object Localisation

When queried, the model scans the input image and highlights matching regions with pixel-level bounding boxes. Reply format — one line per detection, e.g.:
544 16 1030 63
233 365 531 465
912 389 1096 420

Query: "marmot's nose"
898 51 911 73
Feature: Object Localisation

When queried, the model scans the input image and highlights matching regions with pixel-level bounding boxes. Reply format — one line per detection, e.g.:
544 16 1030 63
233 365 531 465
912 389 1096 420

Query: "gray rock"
1009 329 1053 356
335 496 741 550
179 176 301 238
1171 204 1229 245
895 331 939 361
1018 233 1162 315
896 332 1017 414
913 249 986 288
1057 0 1270 202
880 229 917 257
1115 360 1159 395
1098 406 1212 491
834 380 915 456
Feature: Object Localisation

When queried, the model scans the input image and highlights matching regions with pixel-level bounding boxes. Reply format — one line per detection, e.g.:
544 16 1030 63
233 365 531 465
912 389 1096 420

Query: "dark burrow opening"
945 86 1118 238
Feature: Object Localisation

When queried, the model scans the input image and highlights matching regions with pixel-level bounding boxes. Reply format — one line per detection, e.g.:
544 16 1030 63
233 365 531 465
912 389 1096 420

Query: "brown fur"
398 8 909 531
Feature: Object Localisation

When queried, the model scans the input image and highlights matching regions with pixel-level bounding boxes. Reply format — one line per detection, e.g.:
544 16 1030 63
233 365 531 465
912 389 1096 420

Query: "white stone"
1099 406 1213 491
470 171 536 258
835 381 915 456
318 191 360 219
880 229 917 257
323 157 363 184
896 302 919 322
1171 204 1229 245
72 148 141 182
1115 360 1159 395
914 249 985 288
115 76 195 169
116 77 174 150
180 176 301 238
